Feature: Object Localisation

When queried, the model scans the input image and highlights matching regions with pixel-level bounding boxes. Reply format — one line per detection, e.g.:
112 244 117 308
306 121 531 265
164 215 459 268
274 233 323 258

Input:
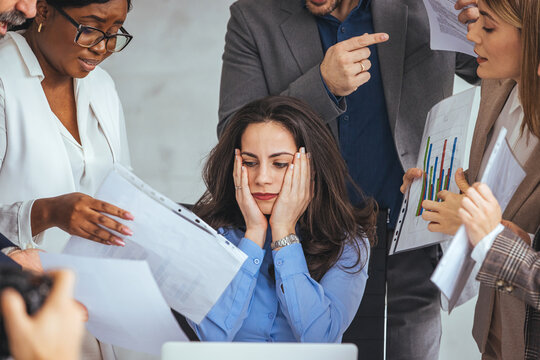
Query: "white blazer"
0 32 130 252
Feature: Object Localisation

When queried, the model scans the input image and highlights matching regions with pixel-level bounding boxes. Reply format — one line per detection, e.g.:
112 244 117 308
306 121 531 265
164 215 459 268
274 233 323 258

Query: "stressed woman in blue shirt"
191 96 376 342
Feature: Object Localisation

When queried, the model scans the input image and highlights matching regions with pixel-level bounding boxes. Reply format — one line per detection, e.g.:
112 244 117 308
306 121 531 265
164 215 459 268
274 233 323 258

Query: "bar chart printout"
415 136 458 216
390 86 480 254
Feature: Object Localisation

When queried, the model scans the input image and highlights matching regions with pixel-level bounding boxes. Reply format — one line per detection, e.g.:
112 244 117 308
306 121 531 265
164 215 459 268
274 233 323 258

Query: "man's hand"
8 249 43 273
1 270 85 360
320 33 389 96
455 0 479 28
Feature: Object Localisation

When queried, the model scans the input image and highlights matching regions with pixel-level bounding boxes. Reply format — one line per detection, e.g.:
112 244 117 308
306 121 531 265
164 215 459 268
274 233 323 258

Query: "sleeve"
0 79 39 250
189 237 265 341
476 227 540 310
273 238 370 342
455 53 480 85
470 223 504 264
217 3 346 137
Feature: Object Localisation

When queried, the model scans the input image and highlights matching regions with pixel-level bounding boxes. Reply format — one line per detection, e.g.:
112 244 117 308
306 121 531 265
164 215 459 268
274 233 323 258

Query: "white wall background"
102 1 480 358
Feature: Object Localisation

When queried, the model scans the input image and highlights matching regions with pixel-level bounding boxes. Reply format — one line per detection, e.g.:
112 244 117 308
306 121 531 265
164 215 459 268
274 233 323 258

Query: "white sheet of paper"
431 127 526 311
390 87 480 254
423 0 476 56
39 253 187 355
63 165 247 323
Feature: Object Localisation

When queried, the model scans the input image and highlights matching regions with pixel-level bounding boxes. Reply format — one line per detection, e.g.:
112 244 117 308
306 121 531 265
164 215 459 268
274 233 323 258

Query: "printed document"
390 87 480 255
423 0 476 56
63 165 247 323
40 253 187 355
431 128 526 311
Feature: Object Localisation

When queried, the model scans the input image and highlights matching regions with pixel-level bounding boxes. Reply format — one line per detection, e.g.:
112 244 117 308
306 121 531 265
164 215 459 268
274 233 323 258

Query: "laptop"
161 342 358 360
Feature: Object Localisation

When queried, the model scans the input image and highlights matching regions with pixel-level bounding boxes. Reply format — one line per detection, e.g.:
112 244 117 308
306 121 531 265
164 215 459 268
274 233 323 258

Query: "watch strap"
271 233 300 250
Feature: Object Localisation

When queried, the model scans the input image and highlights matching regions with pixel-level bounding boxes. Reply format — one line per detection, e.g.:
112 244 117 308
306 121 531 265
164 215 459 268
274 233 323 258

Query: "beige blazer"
468 79 540 359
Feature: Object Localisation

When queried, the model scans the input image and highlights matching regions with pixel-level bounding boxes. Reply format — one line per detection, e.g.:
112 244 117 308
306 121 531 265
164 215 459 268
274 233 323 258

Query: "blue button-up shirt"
190 227 369 342
316 0 404 227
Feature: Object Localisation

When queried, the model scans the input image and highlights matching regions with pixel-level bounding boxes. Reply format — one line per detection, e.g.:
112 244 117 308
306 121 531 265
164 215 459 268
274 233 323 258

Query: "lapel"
76 76 118 163
503 140 540 220
467 79 516 182
279 0 324 74
372 0 407 134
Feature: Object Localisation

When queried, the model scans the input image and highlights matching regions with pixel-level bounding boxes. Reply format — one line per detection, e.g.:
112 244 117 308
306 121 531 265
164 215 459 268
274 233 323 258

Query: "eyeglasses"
53 6 133 53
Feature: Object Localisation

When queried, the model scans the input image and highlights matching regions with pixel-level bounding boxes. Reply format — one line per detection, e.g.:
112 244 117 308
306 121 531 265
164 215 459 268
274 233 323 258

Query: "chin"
255 200 275 216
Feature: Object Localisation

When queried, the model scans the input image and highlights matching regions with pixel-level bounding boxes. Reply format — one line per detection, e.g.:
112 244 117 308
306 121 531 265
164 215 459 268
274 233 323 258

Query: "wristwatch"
271 233 300 250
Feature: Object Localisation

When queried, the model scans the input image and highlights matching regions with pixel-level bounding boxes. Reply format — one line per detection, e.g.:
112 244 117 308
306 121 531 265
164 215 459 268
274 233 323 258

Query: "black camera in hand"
0 266 53 358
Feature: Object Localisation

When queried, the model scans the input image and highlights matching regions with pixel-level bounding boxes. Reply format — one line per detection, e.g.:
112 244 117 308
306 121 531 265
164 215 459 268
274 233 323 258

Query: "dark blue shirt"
315 0 404 228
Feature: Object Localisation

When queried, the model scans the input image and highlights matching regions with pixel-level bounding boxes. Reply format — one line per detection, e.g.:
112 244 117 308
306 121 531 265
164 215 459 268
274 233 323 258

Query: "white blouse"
0 32 131 253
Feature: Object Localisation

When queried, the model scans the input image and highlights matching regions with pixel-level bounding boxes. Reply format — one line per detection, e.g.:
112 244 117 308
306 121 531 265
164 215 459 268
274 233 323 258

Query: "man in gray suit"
217 0 478 358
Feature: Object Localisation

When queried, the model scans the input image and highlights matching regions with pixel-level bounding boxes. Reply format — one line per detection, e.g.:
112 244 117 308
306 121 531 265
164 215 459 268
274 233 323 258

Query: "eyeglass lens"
77 27 130 52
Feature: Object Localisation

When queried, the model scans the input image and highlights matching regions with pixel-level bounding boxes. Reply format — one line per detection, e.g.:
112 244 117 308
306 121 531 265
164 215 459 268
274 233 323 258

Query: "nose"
89 38 108 56
466 20 481 45
254 163 272 186
16 0 37 19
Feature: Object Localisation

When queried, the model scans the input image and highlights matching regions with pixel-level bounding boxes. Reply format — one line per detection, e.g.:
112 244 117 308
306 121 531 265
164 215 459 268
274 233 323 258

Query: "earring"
37 23 42 33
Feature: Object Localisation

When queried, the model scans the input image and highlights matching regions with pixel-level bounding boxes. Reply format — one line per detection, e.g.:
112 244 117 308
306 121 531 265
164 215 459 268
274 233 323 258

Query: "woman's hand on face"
458 183 502 247
32 193 134 246
269 147 312 242
400 168 423 194
234 149 268 247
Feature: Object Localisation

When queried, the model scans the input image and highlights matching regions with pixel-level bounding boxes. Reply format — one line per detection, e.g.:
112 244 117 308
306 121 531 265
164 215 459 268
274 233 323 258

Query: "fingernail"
290 164 294 170
112 237 125 247
307 153 311 159
123 227 133 236
296 152 300 159
380 34 389 41
235 149 239 155
124 212 134 220
300 147 305 154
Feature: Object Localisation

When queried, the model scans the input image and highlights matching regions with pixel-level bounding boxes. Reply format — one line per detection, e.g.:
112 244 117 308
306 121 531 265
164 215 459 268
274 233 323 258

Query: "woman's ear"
34 0 50 26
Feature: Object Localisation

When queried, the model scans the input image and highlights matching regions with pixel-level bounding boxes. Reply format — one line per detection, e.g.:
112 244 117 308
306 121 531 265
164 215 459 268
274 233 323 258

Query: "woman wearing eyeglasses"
0 0 135 255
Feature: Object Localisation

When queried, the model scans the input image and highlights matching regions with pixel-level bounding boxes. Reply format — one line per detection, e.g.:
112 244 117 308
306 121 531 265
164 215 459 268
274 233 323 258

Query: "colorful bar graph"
416 136 458 216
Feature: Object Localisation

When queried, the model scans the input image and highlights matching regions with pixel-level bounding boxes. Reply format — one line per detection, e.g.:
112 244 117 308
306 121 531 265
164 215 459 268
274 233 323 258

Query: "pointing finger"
342 33 389 51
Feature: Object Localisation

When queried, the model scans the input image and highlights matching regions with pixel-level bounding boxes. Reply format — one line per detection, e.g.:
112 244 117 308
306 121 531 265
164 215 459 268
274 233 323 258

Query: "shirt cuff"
319 67 343 105
272 243 309 279
237 237 265 276
471 223 504 264
17 200 38 250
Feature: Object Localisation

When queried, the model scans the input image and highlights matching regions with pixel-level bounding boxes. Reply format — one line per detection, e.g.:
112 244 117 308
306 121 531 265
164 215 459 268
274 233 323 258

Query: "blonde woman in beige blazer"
401 0 539 358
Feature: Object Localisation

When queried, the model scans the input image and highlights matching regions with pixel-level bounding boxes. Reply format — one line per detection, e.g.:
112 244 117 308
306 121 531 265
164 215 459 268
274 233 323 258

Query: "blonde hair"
484 0 540 138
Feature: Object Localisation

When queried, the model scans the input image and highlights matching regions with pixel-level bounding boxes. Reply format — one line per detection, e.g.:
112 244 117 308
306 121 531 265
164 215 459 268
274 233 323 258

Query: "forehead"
65 0 128 22
241 122 296 153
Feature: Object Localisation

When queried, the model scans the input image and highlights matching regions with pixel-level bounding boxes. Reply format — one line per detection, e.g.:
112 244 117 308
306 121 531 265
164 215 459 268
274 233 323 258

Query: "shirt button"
343 115 350 121
268 313 274 319
505 285 514 293
276 260 283 266
340 27 345 33
496 280 504 287
253 259 260 265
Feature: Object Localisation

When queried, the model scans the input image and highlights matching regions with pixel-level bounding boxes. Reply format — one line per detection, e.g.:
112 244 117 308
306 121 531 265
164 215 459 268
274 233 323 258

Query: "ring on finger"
235 186 242 190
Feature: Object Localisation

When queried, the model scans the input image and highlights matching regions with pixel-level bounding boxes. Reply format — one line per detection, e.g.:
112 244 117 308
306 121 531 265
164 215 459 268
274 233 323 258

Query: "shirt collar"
7 31 44 82
508 85 522 116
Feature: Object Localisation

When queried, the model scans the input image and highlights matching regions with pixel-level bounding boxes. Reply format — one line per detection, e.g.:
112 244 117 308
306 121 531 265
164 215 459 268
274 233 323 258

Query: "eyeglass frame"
52 5 133 53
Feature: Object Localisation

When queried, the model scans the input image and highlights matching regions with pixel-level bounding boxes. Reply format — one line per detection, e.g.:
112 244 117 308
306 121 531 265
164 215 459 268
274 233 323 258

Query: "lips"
78 57 101 72
474 50 487 64
0 22 7 36
252 193 278 201
309 0 328 5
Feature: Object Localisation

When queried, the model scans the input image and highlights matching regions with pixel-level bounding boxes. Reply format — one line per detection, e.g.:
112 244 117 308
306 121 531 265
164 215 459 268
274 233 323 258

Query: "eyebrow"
479 10 498 24
80 14 124 25
241 151 295 158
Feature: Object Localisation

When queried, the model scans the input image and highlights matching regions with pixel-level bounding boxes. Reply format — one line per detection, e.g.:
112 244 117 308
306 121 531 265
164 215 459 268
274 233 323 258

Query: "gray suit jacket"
468 79 540 360
218 0 478 170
